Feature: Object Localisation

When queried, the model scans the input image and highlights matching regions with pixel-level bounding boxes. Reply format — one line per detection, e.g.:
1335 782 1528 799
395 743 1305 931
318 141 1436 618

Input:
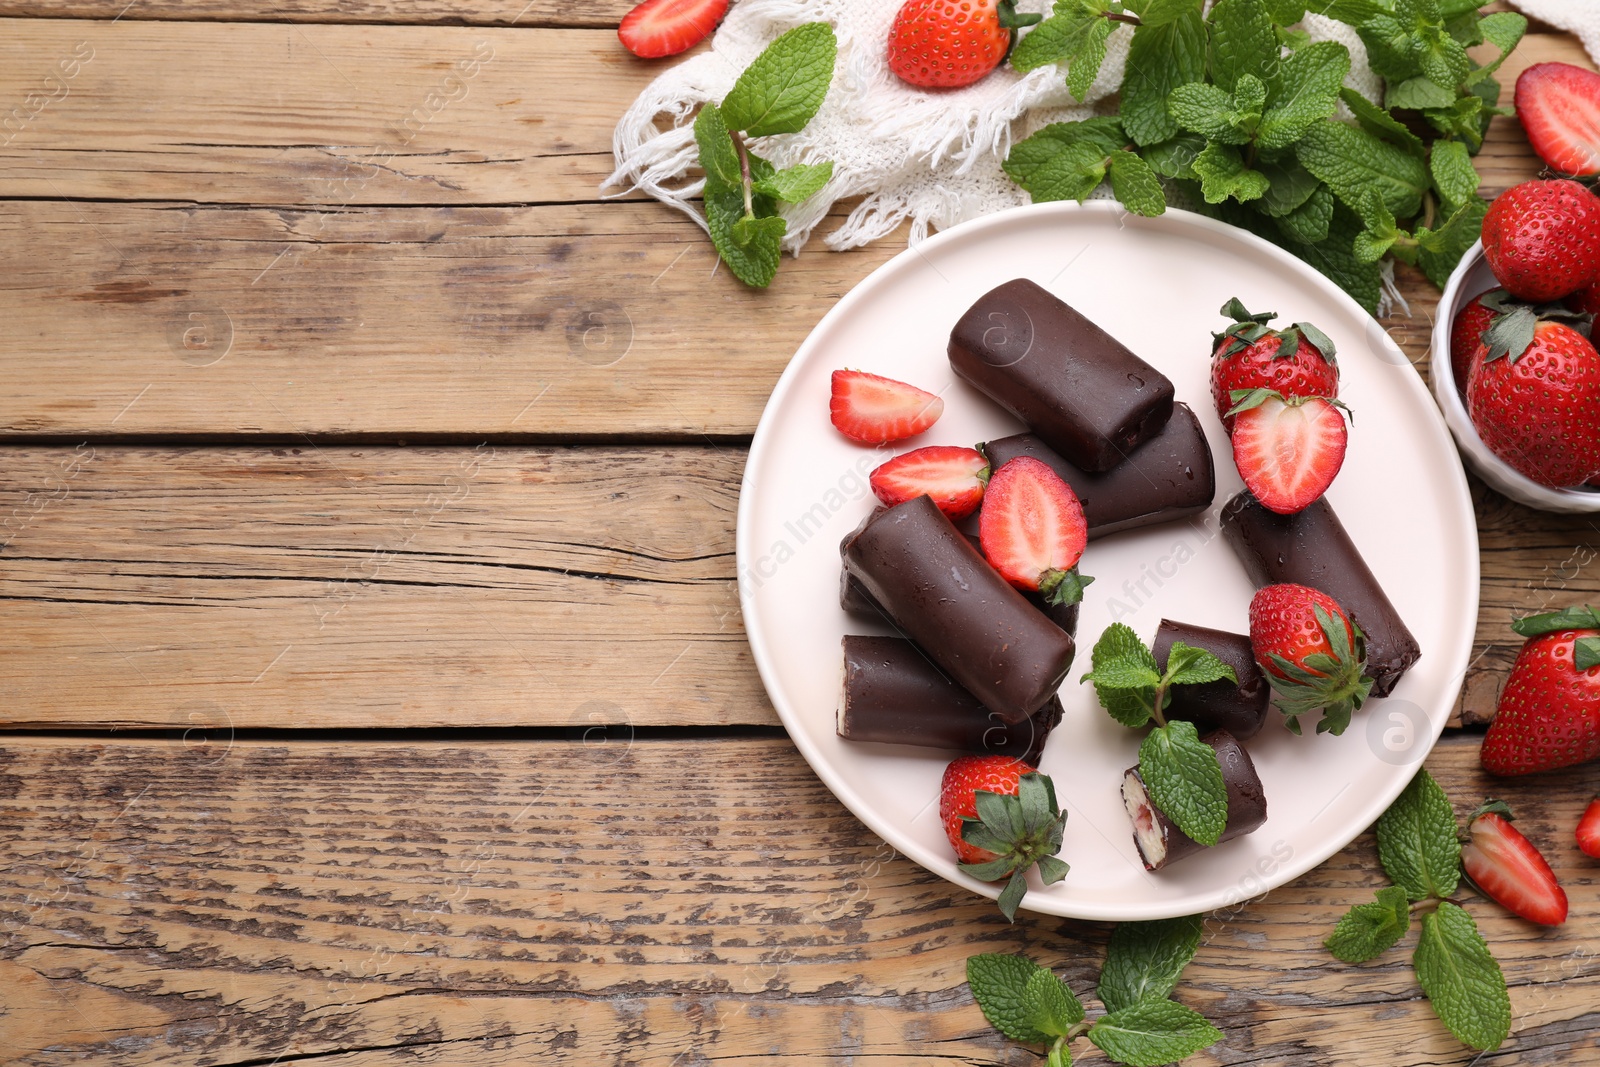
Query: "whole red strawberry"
1481 180 1600 303
1209 298 1339 430
1482 606 1600 776
1450 289 1508 396
1248 583 1372 736
1461 801 1568 926
1568 281 1600 317
887 0 1034 90
939 756 1069 920
1465 304 1600 487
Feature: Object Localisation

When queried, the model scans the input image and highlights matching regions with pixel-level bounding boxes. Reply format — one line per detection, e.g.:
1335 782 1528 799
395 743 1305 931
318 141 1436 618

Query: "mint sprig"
969 919 1220 1066
1002 0 1526 311
1081 624 1236 846
1323 768 1512 1052
694 24 836 288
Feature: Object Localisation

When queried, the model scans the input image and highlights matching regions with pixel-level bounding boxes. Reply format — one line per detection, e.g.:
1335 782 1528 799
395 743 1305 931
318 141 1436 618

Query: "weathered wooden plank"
0 1 635 25
0 22 653 205
0 22 1580 207
0 445 761 729
0 444 1593 730
0 200 881 438
0 733 1594 1066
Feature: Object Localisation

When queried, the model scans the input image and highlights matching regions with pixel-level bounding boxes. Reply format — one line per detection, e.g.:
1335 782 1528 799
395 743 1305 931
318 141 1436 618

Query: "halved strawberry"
617 0 729 59
978 456 1090 606
1515 62 1600 178
1462 802 1569 926
1228 389 1349 515
829 370 944 445
870 446 988 520
1578 798 1600 859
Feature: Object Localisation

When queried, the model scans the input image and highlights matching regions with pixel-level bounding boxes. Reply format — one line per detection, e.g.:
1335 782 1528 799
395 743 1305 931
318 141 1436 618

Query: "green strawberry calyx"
1038 566 1094 607
959 771 1070 922
1263 604 1375 736
1224 387 1352 420
1480 298 1594 364
1509 605 1600 670
1212 298 1338 365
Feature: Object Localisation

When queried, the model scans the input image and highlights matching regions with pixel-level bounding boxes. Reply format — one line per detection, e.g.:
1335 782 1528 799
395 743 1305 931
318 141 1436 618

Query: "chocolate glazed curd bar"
1153 619 1271 741
982 402 1215 539
949 278 1175 472
1122 730 1268 871
841 494 1077 722
838 636 1062 764
1220 490 1421 696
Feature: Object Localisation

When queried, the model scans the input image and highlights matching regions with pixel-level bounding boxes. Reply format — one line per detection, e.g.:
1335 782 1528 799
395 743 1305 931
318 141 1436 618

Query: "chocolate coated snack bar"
1121 730 1267 871
1153 619 1271 741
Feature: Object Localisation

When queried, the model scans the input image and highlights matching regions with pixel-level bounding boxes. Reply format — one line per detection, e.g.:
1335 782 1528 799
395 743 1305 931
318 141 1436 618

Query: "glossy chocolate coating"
949 278 1175 472
842 495 1077 721
983 403 1214 539
841 534 1080 639
838 636 1061 764
1153 619 1271 741
1123 730 1267 871
1220 491 1420 697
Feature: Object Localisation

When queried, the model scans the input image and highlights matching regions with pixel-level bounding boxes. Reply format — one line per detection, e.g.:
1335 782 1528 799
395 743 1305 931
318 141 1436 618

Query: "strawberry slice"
870 446 988 520
1462 803 1568 926
829 370 944 445
1228 389 1349 515
1515 62 1600 178
1579 798 1600 859
617 0 729 59
978 456 1090 606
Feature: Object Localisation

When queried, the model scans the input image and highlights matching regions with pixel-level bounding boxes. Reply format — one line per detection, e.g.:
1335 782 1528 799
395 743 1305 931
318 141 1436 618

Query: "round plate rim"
736 199 1480 920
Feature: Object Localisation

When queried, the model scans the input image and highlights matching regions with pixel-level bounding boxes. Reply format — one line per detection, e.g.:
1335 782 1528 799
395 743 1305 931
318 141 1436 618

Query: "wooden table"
0 3 1595 1064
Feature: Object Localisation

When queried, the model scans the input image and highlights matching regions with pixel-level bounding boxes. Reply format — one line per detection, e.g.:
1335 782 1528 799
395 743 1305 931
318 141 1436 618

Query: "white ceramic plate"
736 201 1479 920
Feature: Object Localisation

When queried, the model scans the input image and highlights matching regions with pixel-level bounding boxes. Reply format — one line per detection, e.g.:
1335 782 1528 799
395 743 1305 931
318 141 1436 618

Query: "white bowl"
1431 240 1600 512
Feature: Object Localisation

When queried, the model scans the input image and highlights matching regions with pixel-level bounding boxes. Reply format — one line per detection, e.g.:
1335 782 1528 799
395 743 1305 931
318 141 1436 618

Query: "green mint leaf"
1208 0 1279 95
1107 151 1167 216
1141 132 1205 178
1168 82 1255 144
1295 118 1429 219
1022 966 1086 1037
1475 11 1527 77
1415 195 1486 288
1575 636 1600 671
1256 159 1321 217
1121 8 1208 146
1088 999 1223 1067
1004 137 1111 203
694 103 741 186
1024 116 1130 155
1358 15 1423 84
1423 92 1492 150
1275 182 1334 243
1067 16 1117 100
1414 902 1511 1051
1105 687 1158 728
1338 86 1426 156
1011 2 1097 72
1352 190 1400 263
1191 141 1270 204
1326 885 1412 963
1416 24 1470 91
705 182 783 288
1376 767 1461 902
1127 0 1203 28
1139 720 1228 847
751 160 833 203
1386 75 1457 110
1264 0 1305 23
721 23 837 137
1428 139 1479 213
1511 605 1600 637
1085 623 1164 691
1257 41 1351 151
1097 914 1205 1013
1165 642 1238 687
967 954 1052 1043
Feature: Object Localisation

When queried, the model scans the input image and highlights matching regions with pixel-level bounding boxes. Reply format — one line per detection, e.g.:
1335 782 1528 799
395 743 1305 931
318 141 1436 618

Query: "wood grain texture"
0 443 1594 730
0 1 636 25
0 445 758 729
0 22 1579 208
0 733 1595 1066
0 21 651 205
